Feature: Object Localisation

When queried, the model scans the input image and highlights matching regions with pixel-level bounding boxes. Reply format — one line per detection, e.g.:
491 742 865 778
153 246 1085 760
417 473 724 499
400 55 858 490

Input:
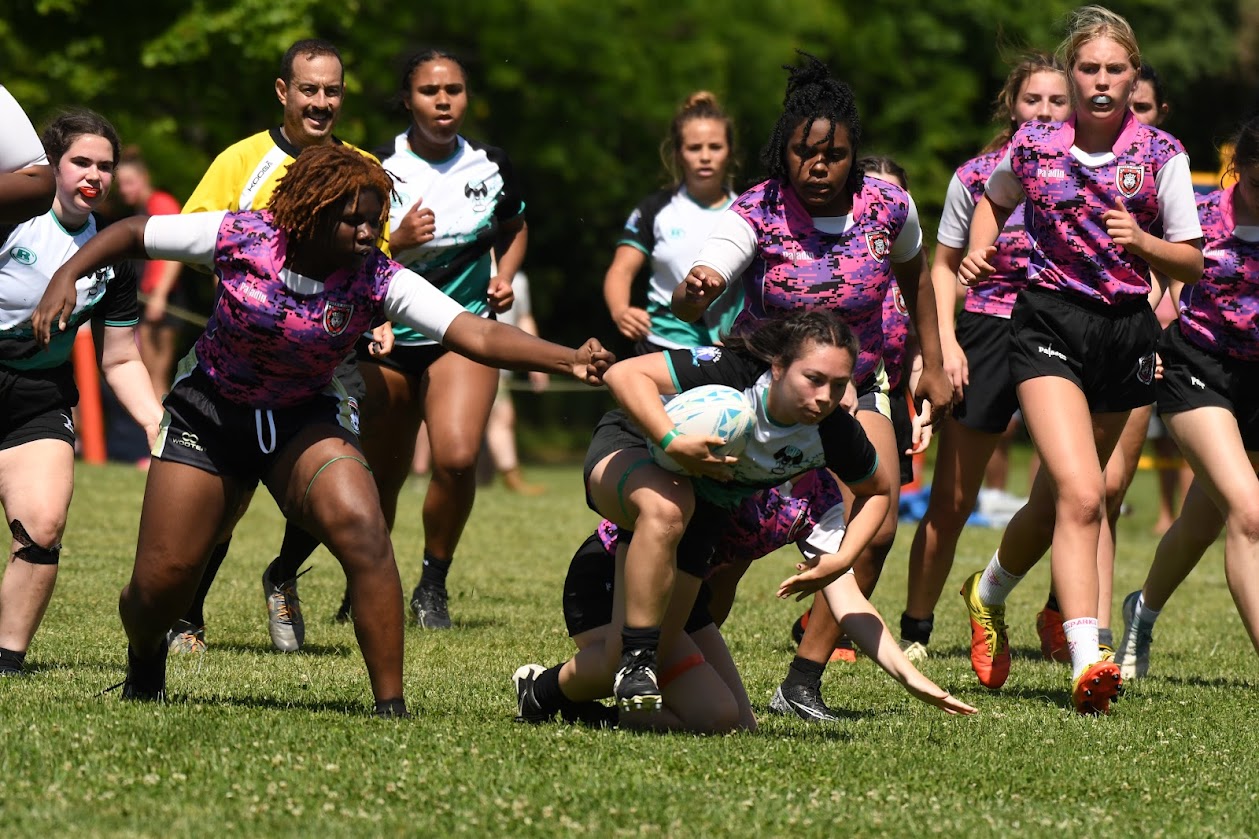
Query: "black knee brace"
10 519 61 565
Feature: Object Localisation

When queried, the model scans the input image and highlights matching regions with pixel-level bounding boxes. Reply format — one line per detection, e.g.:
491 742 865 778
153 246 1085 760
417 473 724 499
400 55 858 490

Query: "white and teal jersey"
618 186 741 349
0 212 139 370
381 133 525 346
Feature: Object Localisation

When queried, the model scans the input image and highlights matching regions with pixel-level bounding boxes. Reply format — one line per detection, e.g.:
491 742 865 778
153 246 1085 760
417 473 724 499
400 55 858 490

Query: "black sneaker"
373 698 411 719
333 586 352 624
613 647 662 713
513 664 554 723
119 644 167 702
768 681 841 723
561 700 618 729
410 584 452 630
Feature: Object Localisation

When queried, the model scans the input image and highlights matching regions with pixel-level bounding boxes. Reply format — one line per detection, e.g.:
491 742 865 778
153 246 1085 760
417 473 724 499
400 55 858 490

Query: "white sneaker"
1114 590 1152 679
262 559 306 653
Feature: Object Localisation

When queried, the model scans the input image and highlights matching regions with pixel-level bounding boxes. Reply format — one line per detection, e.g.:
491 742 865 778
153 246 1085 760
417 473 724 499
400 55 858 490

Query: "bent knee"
1228 503 1259 545
9 516 65 557
1056 487 1105 526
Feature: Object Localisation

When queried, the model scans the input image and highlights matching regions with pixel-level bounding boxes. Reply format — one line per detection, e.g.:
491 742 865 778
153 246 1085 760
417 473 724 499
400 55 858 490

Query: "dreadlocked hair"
721 309 858 371
269 145 394 250
760 52 862 189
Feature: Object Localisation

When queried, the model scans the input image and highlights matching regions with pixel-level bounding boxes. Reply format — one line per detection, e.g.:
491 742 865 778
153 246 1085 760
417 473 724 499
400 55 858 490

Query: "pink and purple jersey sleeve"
1009 115 1184 305
881 279 910 391
195 211 397 407
728 177 911 387
1178 187 1259 361
955 149 1026 318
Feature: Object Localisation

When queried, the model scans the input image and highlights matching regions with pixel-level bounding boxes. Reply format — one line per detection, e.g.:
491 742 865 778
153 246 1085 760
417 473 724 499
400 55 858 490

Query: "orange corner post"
71 326 106 464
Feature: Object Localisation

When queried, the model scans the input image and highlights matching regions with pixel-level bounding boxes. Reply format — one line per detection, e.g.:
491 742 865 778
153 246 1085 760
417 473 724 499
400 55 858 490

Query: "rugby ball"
647 384 757 474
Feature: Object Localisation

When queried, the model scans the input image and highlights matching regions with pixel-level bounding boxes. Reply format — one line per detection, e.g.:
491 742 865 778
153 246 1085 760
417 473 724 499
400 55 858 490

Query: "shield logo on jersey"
324 302 353 336
1136 352 1156 385
892 286 908 316
866 231 890 263
1117 165 1144 198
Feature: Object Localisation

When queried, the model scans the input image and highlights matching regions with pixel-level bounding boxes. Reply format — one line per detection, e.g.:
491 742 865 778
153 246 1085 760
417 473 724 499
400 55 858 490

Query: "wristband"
658 428 680 450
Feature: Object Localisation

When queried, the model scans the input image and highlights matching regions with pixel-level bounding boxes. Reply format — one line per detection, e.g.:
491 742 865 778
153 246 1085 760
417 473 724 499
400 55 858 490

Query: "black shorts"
582 409 729 576
153 366 361 485
354 335 448 380
952 310 1020 434
562 532 714 636
1158 324 1259 450
0 364 77 451
1009 288 1158 412
889 389 914 486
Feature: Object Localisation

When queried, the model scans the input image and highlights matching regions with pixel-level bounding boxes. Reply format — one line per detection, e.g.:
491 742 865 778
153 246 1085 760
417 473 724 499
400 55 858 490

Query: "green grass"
3 456 1258 837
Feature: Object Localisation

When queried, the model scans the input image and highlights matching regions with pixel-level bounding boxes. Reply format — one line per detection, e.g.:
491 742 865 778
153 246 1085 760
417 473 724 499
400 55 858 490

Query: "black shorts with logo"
562 532 714 637
153 366 361 486
952 310 1020 434
1009 288 1158 413
0 364 78 451
1158 323 1259 450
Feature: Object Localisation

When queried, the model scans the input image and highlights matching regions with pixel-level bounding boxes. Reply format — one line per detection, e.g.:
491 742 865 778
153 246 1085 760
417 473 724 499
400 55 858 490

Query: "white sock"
1134 593 1161 627
976 551 1024 606
1064 617 1100 678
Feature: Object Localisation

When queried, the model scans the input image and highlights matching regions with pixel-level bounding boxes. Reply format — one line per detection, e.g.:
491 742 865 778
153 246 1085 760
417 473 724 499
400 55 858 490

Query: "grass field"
2 456 1257 837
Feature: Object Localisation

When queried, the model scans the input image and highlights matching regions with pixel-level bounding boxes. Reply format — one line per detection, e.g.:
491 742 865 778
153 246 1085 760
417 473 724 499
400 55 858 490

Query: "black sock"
900 612 934 645
531 664 575 715
620 625 660 656
784 655 825 687
1045 592 1060 613
0 647 26 673
274 522 320 580
373 698 410 719
186 539 230 627
418 552 451 592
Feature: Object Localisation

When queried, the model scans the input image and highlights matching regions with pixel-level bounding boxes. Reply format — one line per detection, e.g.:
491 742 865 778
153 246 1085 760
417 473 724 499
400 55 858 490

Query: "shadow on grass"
204 641 354 657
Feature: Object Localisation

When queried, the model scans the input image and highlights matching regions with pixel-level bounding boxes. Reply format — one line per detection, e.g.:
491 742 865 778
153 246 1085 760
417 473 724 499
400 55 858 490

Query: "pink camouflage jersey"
196 211 397 407
1178 186 1259 361
881 279 910 391
596 468 845 576
729 176 913 386
1007 113 1186 305
955 147 1028 318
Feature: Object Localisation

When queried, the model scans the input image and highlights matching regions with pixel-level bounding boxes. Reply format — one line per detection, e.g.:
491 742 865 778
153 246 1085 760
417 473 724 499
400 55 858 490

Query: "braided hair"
760 52 862 192
269 145 393 250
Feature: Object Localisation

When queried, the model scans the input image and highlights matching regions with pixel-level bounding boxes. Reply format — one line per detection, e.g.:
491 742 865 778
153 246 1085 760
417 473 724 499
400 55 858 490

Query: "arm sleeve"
819 411 879 485
1154 153 1204 242
692 209 758 281
889 194 923 263
936 174 976 248
660 346 764 394
984 151 1025 209
382 267 469 343
143 212 226 266
0 86 48 170
98 260 141 327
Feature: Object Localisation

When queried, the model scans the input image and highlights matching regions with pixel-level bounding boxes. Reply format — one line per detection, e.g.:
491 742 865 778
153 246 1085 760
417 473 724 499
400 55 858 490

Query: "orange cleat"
960 571 1010 689
1036 606 1071 663
1071 660 1123 715
830 637 857 664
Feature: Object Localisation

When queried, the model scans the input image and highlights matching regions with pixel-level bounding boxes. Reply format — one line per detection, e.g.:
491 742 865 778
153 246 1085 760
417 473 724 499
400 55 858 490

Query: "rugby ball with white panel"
647 384 757 474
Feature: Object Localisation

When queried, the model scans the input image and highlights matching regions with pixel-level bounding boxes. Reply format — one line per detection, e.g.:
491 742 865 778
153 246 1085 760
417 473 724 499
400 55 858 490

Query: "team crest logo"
1136 352 1156 385
892 287 908 316
1117 165 1144 198
866 231 890 263
323 302 353 336
465 179 490 211
9 246 36 265
691 346 722 366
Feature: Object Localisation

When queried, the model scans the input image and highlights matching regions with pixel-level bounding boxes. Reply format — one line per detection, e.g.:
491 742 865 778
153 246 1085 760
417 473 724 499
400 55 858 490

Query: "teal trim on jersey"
647 301 706 347
50 212 90 238
762 387 794 428
392 253 491 344
615 238 650 255
405 140 460 166
851 453 880 485
681 189 737 212
663 352 681 393
104 318 140 328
